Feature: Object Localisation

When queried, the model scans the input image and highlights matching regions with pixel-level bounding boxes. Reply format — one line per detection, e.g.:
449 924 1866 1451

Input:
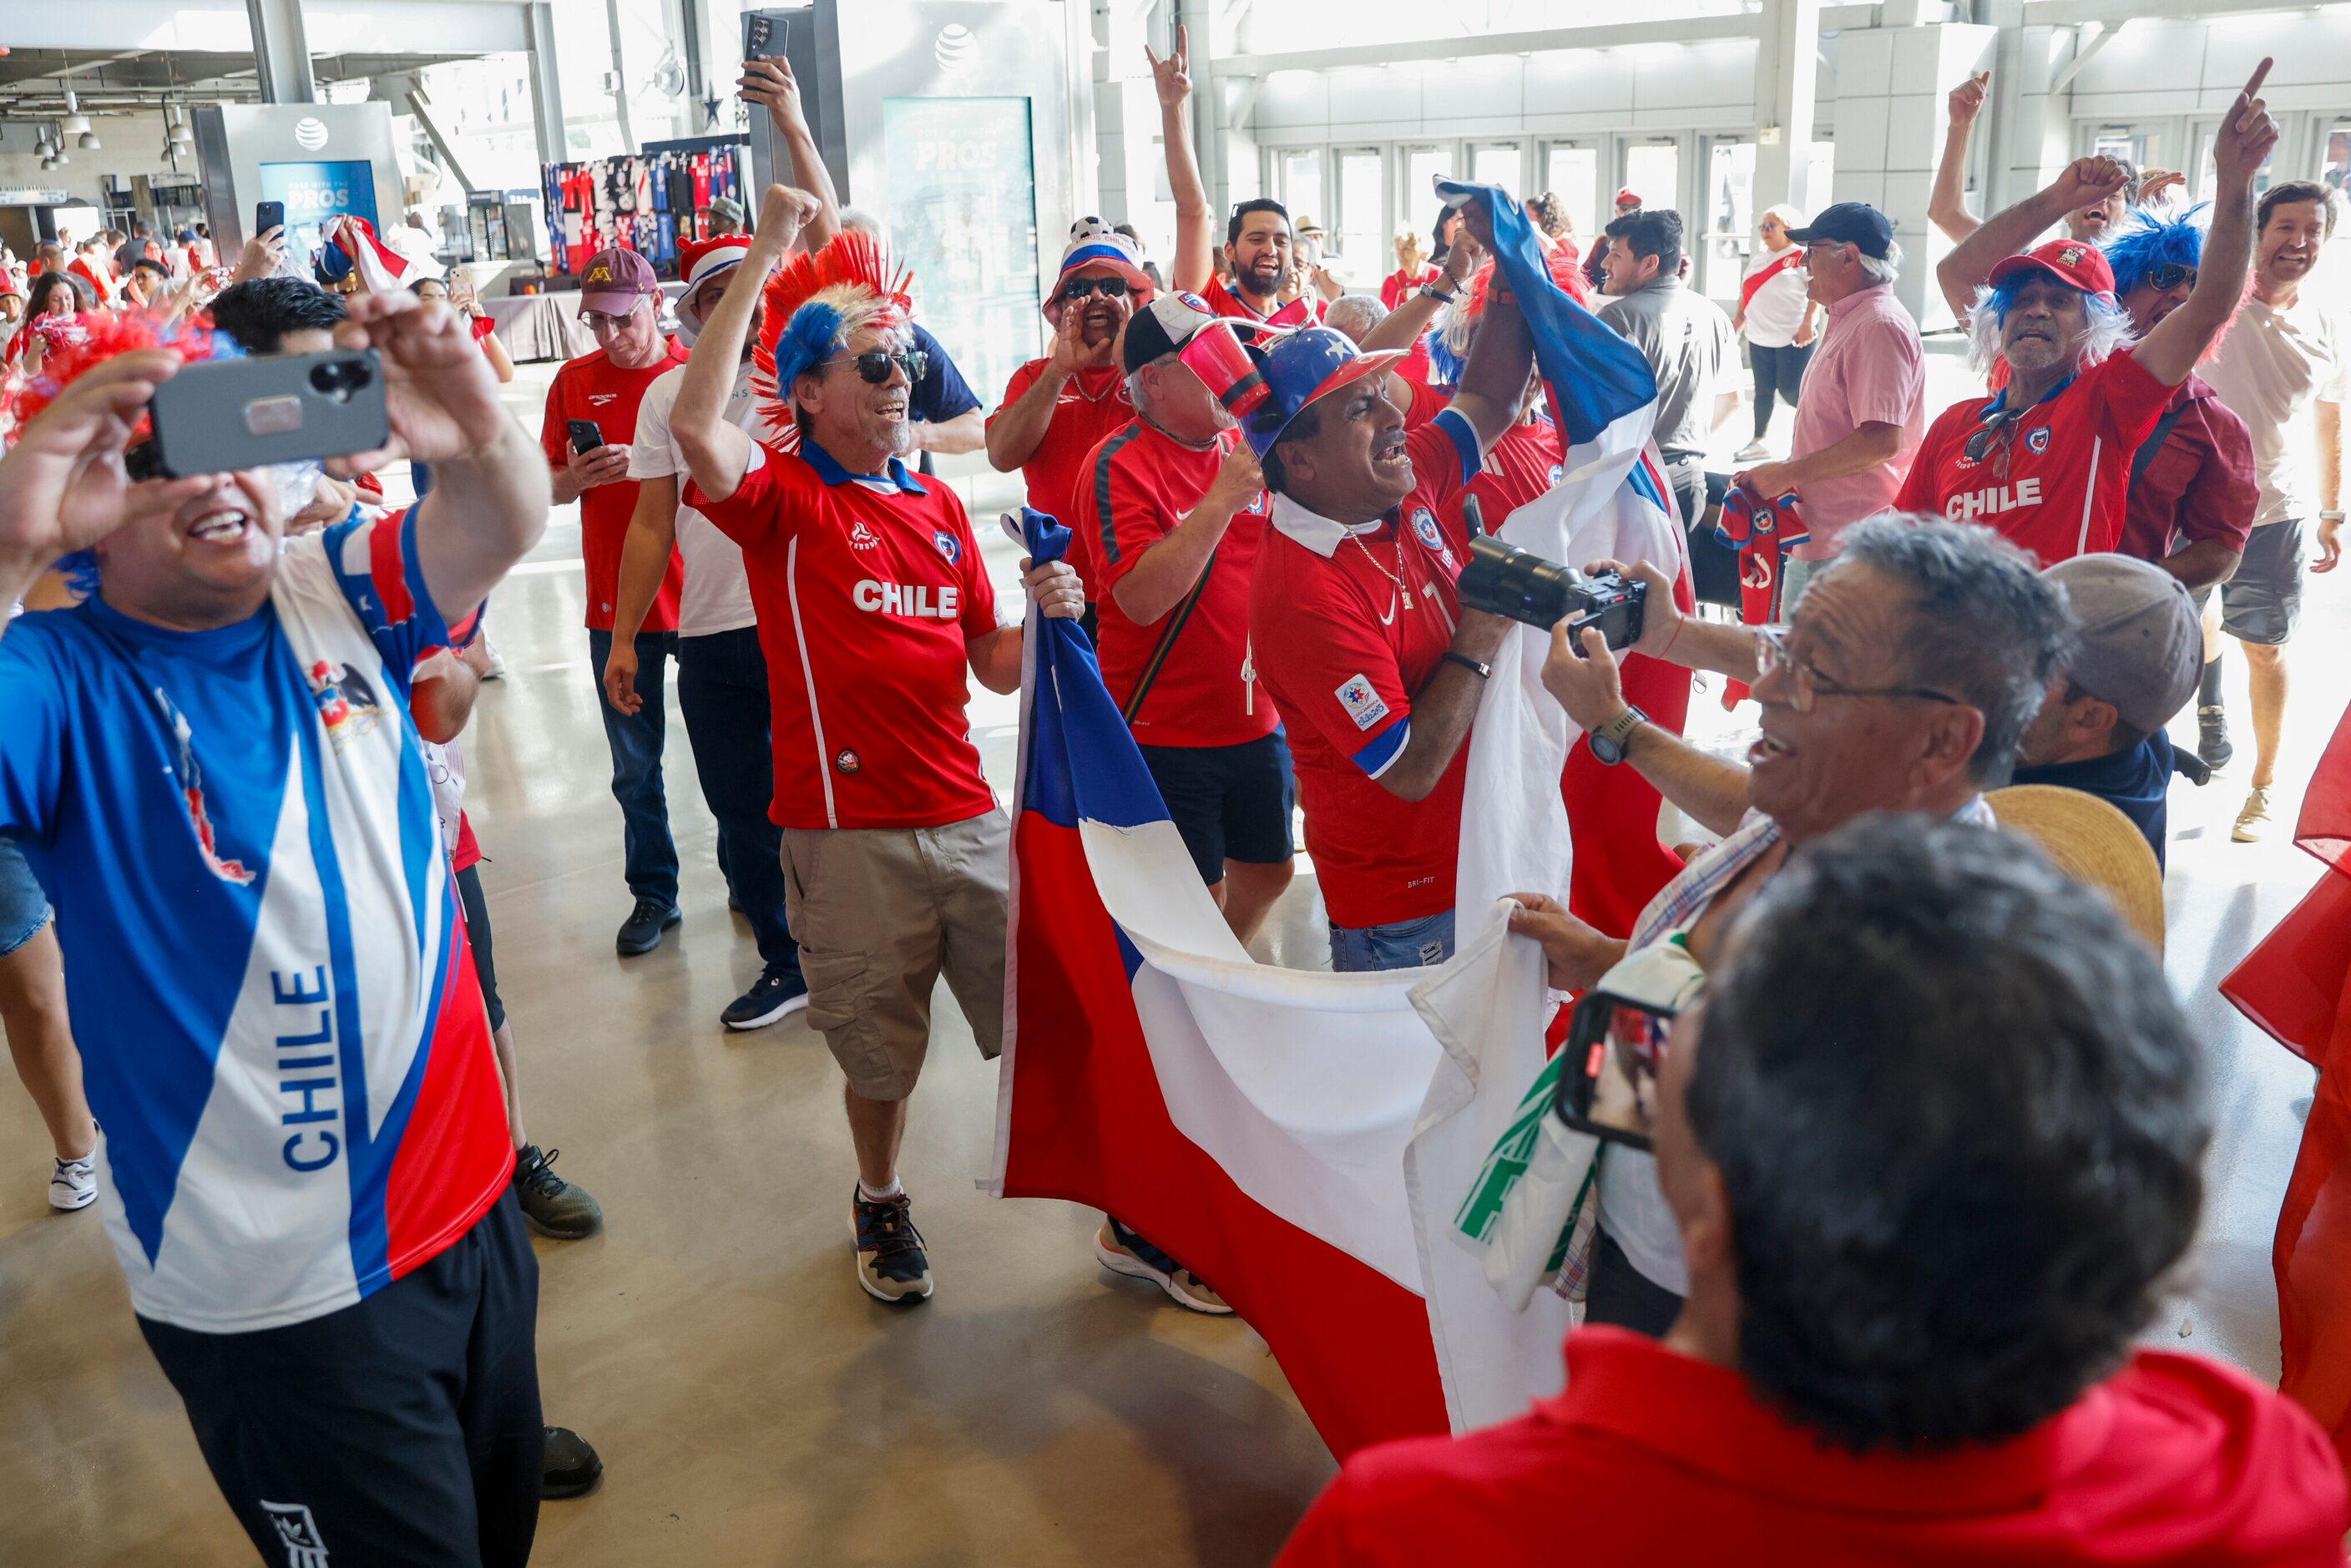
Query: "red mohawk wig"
1 308 222 449
751 230 914 430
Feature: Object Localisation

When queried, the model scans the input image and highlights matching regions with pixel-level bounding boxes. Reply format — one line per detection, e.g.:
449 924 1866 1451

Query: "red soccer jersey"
1895 348 2176 566
1450 412 1565 539
1201 275 1323 328
1251 409 1483 929
1086 419 1277 749
988 359 1135 596
539 341 689 630
685 439 1002 831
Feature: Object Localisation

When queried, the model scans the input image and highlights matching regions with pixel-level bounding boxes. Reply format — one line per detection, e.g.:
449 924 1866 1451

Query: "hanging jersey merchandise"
0 511 513 1333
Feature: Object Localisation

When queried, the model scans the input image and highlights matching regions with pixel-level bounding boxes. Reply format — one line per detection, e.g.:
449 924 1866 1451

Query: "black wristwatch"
1588 706 1647 766
1419 279 1459 304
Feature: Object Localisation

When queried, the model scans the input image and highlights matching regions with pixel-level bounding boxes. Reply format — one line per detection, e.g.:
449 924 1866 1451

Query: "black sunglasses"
826 349 928 385
1059 276 1131 303
2146 263 2197 291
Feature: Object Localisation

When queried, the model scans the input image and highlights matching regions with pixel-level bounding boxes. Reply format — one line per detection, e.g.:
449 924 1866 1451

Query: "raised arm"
1150 28 1214 296
1358 233 1478 354
1928 72 1989 245
987 314 1096 472
2136 60 2278 388
1540 622 1752 836
742 56 840 251
674 185 817 504
1937 157 2129 318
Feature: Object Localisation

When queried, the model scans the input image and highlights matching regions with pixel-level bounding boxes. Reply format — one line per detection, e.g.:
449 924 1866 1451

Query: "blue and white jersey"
0 511 514 1333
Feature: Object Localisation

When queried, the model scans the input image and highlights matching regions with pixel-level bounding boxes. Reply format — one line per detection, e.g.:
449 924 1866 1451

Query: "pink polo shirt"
1789 282 1926 560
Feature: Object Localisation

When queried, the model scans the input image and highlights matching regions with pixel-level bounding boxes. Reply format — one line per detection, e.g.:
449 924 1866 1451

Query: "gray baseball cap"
2045 554 2202 732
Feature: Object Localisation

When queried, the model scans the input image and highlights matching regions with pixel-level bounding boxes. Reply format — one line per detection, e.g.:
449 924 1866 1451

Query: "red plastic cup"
1178 321 1270 417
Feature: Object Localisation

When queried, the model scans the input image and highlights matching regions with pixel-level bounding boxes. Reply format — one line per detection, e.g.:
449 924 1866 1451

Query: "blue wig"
2101 205 2208 296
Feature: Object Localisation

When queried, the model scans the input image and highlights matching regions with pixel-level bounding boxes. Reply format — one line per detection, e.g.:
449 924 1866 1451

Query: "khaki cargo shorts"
781 811 1010 1101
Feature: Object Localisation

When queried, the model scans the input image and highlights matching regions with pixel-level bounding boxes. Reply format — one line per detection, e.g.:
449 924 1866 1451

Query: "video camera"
1454 534 1646 653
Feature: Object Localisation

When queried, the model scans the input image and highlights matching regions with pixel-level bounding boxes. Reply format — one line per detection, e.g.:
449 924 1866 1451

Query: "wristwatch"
2323 510 2347 524
1588 706 1648 766
1419 279 1460 304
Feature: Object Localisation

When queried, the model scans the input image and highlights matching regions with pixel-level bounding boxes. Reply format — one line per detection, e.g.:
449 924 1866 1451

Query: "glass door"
1276 147 1325 225
1622 139 1681 222
1540 139 1601 250
1333 146 1385 290
1469 140 1526 197
1701 134 1756 305
1401 144 1453 248
2189 119 2274 205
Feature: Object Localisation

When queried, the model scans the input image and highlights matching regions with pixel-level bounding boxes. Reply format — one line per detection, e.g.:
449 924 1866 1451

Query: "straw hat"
1985 785 2165 951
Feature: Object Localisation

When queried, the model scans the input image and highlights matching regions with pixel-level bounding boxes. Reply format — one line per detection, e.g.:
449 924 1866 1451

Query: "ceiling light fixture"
78 129 101 150
60 88 92 138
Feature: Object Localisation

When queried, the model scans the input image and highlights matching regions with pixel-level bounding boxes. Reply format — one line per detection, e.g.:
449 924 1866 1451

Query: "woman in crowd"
7 272 84 373
1732 203 1818 463
1381 228 1438 309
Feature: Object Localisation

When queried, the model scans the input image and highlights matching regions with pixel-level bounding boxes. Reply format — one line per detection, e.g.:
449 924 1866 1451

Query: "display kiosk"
191 103 407 261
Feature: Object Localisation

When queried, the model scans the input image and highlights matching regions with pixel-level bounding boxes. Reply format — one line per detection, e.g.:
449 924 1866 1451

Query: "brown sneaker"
1095 1218 1232 1314
2232 785 2273 844
852 1187 933 1304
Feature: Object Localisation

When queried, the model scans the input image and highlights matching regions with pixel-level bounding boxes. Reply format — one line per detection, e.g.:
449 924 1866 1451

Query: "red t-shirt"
1278 1328 2348 1568
2116 373 2258 566
1251 409 1482 929
1451 412 1564 539
1896 348 2176 566
1381 266 1438 311
1201 275 1323 328
539 340 690 631
1086 419 1277 749
685 438 1002 831
987 359 1135 596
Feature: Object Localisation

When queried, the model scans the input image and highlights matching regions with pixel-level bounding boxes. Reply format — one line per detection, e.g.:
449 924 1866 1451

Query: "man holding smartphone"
0 295 558 1565
539 245 693 956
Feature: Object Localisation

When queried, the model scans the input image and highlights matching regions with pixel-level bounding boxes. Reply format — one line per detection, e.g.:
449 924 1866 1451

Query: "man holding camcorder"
1245 191 1536 972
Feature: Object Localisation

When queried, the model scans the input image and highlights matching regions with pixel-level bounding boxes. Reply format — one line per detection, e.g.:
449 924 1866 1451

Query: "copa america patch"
1548 463 1565 487
2025 426 2051 454
933 529 960 563
1410 508 1443 552
1334 674 1391 731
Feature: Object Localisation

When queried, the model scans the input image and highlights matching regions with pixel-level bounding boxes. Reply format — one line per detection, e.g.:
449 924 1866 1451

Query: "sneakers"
2198 706 2233 771
513 1145 604 1238
1732 439 1772 463
721 967 810 1031
48 1155 95 1212
541 1425 602 1500
2233 785 2273 844
1095 1218 1233 1314
852 1187 933 1303
614 897 680 956
479 638 509 681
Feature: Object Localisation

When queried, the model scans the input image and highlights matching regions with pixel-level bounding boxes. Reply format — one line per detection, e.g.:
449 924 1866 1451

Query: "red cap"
1615 188 1641 206
1988 238 2116 299
677 235 751 291
579 245 660 314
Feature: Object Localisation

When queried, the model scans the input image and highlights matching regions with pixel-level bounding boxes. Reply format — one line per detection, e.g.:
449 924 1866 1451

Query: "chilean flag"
2222 699 2351 1477
988 509 1565 1458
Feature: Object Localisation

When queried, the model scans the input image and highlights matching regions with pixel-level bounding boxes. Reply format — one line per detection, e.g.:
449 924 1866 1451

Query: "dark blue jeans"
675 628 801 979
586 628 680 908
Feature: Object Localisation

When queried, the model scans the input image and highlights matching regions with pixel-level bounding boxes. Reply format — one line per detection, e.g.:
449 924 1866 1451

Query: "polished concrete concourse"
0 351 2336 1564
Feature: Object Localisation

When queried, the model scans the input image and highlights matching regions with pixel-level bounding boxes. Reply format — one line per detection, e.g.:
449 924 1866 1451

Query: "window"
1334 147 1385 283
1701 138 1755 303
2192 122 2273 205
2324 121 2351 197
1470 141 1524 195
1403 144 1451 239
1542 141 1599 244
1277 147 1324 222
1625 141 1679 215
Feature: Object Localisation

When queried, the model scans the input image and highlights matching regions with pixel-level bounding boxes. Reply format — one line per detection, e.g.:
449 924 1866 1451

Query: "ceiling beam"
1216 13 1760 78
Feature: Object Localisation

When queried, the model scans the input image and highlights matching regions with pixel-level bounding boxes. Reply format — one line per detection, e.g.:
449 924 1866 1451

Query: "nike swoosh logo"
1377 592 1398 626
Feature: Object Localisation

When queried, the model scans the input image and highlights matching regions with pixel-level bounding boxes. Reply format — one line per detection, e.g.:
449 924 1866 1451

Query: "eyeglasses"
1753 625 1960 712
824 349 928 385
578 306 643 333
1057 276 1130 303
124 442 324 514
2144 263 2197 292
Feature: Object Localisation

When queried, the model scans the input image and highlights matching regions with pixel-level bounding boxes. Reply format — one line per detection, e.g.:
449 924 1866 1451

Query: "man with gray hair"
1322 294 1388 346
1734 202 1923 606
2012 554 2203 867
1510 516 2072 1331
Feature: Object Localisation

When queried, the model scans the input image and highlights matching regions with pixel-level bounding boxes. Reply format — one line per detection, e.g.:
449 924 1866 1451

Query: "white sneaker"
1732 440 1772 463
480 637 509 681
48 1156 95 1211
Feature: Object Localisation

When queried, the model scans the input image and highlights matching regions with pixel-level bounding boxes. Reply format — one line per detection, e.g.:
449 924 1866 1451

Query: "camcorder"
1454 534 1646 654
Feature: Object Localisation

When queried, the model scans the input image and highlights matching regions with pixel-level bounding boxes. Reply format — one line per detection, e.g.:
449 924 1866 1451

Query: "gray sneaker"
513 1145 603 1238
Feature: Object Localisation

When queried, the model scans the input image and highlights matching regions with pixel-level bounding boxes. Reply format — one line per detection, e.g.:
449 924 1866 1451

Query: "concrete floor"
0 345 2336 1564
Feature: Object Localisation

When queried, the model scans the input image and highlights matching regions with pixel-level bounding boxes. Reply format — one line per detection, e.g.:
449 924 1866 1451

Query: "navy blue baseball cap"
1241 327 1405 461
1783 201 1894 259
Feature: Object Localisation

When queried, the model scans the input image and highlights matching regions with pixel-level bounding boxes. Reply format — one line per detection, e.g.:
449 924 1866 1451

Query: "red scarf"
1737 247 1803 314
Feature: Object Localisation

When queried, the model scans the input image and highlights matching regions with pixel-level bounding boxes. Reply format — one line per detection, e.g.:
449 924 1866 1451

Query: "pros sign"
259 159 380 258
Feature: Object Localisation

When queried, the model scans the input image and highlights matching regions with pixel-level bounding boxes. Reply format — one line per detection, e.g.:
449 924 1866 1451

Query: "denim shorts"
0 838 52 958
1328 908 1457 974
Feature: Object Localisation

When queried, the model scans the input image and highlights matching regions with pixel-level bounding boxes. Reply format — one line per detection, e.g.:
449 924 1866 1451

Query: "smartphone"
146 350 389 478
567 418 606 456
742 11 784 59
255 200 285 237
1555 989 1673 1153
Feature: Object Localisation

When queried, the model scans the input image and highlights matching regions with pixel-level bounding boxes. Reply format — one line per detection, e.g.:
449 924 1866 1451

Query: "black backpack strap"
2129 398 2195 492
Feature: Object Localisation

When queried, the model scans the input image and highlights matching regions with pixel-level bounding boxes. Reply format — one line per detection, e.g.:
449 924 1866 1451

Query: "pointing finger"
2241 57 2272 101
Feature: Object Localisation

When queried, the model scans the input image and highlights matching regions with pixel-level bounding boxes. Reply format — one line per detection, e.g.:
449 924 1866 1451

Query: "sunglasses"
2144 263 2197 291
825 349 928 385
1057 276 1131 303
578 306 644 332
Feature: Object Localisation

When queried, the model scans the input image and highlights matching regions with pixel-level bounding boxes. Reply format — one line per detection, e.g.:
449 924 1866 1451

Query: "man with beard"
1896 62 2276 571
986 220 1153 605
671 187 1081 1306
2202 180 2348 842
604 235 807 1032
1150 25 1321 327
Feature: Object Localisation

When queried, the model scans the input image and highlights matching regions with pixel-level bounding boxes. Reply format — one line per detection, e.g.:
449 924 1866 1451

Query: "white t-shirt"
627 360 768 637
2203 291 2349 528
1738 245 1810 348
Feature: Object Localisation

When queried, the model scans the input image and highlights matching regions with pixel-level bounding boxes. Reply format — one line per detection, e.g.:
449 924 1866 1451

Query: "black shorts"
139 1194 544 1567
1138 731 1297 885
456 862 504 1034
2217 517 2307 646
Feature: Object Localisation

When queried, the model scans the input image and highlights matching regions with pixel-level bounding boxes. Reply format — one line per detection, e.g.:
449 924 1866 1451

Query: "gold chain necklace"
1347 527 1413 611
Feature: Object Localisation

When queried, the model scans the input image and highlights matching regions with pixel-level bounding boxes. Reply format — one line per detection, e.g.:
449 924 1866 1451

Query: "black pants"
1584 1229 1684 1338
675 627 800 977
455 862 505 1033
1748 340 1814 438
140 1195 544 1568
